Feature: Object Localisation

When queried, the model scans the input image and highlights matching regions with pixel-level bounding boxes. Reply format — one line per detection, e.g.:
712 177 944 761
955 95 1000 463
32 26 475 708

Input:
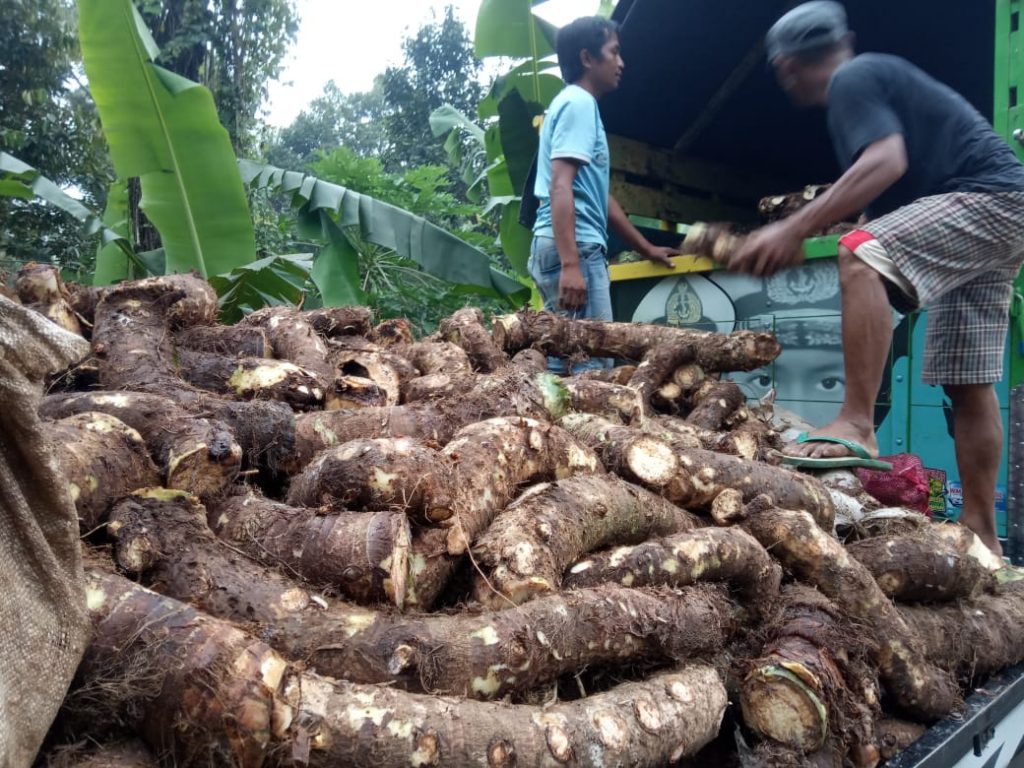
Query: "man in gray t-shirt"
726 0 1024 555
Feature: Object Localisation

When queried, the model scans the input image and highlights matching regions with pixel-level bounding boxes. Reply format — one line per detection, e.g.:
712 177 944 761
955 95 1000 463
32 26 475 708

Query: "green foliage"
429 104 489 202
473 0 557 59
0 152 137 278
309 148 479 232
0 0 111 272
210 253 314 323
240 155 528 331
136 0 298 154
478 58 562 119
78 0 258 281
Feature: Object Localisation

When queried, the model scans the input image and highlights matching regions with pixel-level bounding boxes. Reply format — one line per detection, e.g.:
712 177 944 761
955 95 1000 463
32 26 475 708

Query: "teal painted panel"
908 403 1010 535
611 263 1012 542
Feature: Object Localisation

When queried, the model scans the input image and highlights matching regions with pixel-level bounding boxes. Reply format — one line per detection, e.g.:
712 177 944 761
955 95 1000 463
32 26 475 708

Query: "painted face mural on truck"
631 261 900 428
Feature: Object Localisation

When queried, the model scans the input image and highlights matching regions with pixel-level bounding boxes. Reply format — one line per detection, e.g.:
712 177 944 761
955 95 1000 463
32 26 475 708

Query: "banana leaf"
77 0 257 279
475 0 558 59
239 160 529 306
429 105 486 146
478 59 562 119
498 90 543 195
500 201 532 276
93 179 136 285
429 106 488 201
300 208 366 307
210 253 314 323
0 151 136 263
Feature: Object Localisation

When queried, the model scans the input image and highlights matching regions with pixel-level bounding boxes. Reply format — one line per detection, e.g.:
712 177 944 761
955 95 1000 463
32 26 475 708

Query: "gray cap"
765 1 848 61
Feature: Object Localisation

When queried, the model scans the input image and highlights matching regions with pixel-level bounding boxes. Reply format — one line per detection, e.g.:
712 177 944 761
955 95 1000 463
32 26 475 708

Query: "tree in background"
266 80 389 171
0 0 110 273
136 0 298 155
259 5 506 309
267 5 483 178
380 6 484 172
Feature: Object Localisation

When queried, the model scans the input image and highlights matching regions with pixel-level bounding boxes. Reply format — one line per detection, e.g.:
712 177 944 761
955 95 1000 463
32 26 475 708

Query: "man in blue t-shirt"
531 16 679 372
728 1 1024 554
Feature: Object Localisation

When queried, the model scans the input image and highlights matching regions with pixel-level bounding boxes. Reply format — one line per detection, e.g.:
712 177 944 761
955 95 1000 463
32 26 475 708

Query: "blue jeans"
528 236 614 374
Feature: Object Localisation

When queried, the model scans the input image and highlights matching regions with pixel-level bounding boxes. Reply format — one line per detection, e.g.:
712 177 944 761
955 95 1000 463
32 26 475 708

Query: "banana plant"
0 151 138 268
77 0 258 283
11 0 529 319
0 150 316 320
238 160 530 307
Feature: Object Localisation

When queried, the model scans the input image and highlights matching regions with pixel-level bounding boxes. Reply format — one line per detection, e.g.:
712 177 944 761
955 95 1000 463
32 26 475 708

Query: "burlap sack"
0 295 91 768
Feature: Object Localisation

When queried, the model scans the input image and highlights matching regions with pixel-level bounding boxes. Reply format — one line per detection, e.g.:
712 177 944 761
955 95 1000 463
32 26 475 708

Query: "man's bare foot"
988 537 1004 559
958 508 1003 558
784 419 879 459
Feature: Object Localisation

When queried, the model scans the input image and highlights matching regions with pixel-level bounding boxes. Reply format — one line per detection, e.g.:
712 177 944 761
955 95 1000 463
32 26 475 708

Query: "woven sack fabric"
0 295 90 768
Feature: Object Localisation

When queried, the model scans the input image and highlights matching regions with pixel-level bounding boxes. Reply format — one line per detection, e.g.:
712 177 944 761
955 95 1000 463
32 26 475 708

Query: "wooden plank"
611 174 758 225
609 254 715 283
609 134 799 202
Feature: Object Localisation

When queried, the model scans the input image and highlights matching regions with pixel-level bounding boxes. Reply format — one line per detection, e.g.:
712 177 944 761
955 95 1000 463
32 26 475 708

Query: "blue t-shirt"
827 54 1024 218
533 84 610 247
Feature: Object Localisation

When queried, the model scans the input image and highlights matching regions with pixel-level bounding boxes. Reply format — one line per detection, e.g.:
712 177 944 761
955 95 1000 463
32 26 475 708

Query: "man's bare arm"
786 133 908 238
608 196 678 268
727 134 908 276
550 158 587 311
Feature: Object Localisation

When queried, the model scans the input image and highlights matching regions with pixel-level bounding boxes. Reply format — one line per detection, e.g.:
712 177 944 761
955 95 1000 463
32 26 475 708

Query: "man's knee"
943 382 996 408
838 244 882 286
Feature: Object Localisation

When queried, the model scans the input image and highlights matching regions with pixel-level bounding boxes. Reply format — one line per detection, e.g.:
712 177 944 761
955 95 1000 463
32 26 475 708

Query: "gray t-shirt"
827 53 1024 218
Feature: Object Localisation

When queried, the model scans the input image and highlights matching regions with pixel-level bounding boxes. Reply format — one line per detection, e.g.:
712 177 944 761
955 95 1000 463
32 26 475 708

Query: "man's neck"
574 77 604 100
819 52 855 104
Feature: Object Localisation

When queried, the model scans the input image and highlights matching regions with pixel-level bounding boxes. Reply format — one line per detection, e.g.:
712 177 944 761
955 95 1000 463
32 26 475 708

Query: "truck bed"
886 662 1024 768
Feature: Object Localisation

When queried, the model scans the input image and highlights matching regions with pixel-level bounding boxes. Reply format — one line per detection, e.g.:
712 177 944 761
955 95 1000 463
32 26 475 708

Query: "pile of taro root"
11 263 1024 768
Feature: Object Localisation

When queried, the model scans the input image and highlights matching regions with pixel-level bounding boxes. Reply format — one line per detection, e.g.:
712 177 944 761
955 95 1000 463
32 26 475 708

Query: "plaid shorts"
850 192 1024 386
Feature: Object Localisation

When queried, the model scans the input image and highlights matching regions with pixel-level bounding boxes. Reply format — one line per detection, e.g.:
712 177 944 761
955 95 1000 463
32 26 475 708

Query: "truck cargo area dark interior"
606 0 996 197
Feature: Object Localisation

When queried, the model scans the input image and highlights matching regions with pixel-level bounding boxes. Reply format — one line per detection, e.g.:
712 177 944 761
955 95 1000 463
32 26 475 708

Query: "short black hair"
556 16 620 84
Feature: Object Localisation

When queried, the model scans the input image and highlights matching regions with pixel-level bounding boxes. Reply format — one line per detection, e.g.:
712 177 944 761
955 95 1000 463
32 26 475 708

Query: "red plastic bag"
856 453 931 515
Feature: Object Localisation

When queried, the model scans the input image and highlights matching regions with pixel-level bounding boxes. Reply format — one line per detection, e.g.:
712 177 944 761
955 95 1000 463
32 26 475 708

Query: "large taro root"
409 417 602 609
847 533 992 603
41 391 242 501
73 568 729 768
50 411 161 529
285 436 455 523
175 350 326 410
15 262 83 336
284 369 570 473
438 306 507 372
739 585 879 756
742 498 958 722
24 271 1024 768
471 474 701 607
562 413 833 526
106 490 733 700
898 582 1024 685
209 490 412 606
493 310 781 371
564 527 782 610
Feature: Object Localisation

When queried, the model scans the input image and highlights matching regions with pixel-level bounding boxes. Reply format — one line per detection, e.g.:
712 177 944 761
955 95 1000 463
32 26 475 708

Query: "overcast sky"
264 0 603 127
